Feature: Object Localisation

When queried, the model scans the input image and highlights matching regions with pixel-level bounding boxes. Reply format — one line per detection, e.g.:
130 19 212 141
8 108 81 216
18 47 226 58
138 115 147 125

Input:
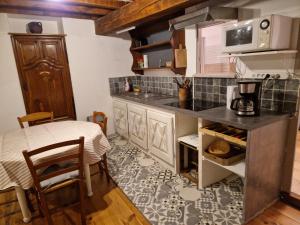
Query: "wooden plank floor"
0 168 151 225
291 132 300 195
1 167 300 225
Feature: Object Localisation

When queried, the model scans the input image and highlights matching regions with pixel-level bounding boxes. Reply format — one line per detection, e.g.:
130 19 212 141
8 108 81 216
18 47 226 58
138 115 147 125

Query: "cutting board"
175 44 187 68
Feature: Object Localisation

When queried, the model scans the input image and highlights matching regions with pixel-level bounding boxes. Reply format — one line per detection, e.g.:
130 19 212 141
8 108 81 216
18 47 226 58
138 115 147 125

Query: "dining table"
0 120 111 223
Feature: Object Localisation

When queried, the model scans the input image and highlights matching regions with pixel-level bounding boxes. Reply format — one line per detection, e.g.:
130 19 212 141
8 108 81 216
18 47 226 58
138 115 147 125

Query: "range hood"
169 5 238 30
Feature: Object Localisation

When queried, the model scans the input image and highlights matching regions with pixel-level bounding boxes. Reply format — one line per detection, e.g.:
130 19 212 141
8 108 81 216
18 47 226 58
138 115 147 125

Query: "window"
197 22 236 76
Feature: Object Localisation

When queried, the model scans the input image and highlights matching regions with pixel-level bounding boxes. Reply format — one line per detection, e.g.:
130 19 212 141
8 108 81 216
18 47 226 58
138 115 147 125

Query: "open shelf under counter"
178 134 199 186
198 113 290 223
198 120 247 189
199 125 247 147
203 157 245 178
178 134 199 149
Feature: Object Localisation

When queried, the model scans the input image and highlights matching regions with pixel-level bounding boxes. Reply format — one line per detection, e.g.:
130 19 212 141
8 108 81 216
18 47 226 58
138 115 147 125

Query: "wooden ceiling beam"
35 0 127 10
0 0 112 16
94 0 205 35
0 6 99 20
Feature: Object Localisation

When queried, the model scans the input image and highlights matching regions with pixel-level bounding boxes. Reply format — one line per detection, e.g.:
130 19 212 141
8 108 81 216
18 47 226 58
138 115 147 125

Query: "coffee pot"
230 80 262 116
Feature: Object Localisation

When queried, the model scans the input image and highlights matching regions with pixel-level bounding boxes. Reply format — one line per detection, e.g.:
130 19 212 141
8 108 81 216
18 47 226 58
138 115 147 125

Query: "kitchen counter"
197 106 290 130
112 93 291 130
112 92 292 224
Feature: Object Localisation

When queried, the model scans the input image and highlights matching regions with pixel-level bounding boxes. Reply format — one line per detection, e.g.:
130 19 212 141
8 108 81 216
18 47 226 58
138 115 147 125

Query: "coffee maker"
230 80 262 116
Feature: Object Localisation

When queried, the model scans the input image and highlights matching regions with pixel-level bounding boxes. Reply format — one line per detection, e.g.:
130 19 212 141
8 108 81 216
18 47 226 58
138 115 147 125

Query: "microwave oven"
222 15 292 53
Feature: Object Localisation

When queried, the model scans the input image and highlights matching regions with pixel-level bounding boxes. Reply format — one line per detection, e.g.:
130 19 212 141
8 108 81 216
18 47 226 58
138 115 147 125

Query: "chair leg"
35 192 44 217
79 181 86 225
39 193 53 225
97 161 103 174
102 154 110 181
25 189 35 213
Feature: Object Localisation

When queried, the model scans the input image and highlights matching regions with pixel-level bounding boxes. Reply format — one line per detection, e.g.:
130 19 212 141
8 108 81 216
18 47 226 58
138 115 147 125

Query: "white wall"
7 14 63 34
0 14 133 135
61 18 133 134
185 25 197 77
0 14 27 133
233 0 300 18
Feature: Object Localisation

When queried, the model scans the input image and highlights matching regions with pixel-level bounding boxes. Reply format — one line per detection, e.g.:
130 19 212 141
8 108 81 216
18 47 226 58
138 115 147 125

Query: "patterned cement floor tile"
107 135 244 225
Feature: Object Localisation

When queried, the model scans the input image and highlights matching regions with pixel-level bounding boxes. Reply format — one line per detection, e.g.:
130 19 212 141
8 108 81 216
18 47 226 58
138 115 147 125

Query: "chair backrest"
22 137 84 193
18 112 54 128
92 111 108 136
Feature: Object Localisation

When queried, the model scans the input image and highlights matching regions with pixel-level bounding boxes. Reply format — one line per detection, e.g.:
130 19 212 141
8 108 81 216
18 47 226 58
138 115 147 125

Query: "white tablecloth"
0 121 111 190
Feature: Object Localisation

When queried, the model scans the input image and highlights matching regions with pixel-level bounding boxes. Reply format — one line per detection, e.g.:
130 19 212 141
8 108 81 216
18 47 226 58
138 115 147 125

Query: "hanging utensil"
173 77 182 88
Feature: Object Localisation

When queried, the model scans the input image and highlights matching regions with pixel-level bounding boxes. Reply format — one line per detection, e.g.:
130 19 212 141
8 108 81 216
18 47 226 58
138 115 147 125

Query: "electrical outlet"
251 73 284 79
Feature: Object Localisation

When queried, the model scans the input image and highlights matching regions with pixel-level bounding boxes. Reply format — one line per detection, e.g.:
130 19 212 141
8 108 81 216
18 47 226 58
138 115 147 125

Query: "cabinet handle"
40 71 50 76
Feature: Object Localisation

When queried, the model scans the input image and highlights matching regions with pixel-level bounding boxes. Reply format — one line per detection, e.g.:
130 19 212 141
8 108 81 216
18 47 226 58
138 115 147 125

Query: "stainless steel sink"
141 93 160 98
125 92 170 100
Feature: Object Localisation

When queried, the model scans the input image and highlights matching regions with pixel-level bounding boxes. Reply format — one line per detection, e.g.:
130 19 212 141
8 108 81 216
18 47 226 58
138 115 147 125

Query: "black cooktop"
165 99 225 112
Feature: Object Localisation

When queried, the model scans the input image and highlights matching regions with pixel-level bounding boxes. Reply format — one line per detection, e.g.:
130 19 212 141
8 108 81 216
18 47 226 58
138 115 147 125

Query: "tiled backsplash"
193 78 300 113
193 78 236 104
260 79 299 113
109 76 191 96
109 76 300 113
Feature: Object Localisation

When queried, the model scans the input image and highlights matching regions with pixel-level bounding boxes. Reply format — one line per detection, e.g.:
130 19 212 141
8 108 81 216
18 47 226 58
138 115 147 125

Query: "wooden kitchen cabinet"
113 100 128 138
198 118 289 224
10 34 76 121
113 98 198 172
128 104 147 149
147 110 174 166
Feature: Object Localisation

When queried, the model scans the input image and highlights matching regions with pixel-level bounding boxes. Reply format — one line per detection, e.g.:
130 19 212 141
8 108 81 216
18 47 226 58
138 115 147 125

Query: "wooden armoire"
11 34 76 121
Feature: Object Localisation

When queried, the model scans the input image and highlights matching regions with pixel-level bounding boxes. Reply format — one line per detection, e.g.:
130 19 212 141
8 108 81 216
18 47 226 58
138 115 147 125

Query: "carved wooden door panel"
113 100 128 138
40 39 65 65
11 34 76 120
14 39 41 67
128 104 147 149
147 110 174 165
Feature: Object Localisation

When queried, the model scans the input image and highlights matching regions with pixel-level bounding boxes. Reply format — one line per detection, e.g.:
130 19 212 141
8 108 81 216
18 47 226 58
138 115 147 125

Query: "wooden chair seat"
40 164 79 192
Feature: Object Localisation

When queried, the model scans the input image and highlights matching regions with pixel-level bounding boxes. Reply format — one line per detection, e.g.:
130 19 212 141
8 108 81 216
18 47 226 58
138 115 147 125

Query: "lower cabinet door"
147 110 174 165
113 100 128 138
128 104 147 149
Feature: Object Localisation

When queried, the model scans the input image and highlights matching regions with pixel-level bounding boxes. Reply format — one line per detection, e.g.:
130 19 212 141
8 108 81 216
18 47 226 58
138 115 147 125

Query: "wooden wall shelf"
130 40 171 51
219 50 298 58
129 20 186 75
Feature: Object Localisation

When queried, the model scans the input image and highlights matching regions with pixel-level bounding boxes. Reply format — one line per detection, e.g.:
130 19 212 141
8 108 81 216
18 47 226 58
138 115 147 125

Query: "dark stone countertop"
196 106 290 130
111 93 291 130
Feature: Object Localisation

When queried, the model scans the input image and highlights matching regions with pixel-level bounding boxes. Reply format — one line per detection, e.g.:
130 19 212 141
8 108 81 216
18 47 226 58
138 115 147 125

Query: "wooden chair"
92 111 109 180
18 112 54 128
92 111 108 136
22 137 86 225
